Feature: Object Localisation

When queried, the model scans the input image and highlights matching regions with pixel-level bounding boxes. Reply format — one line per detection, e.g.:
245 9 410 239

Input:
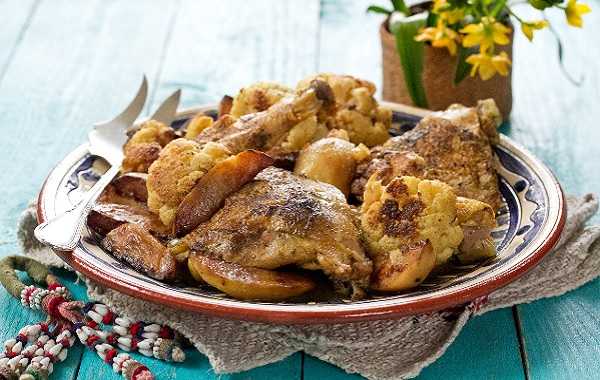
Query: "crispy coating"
230 82 293 118
122 120 176 173
354 101 502 210
297 73 391 147
185 167 373 297
361 176 464 279
147 138 231 226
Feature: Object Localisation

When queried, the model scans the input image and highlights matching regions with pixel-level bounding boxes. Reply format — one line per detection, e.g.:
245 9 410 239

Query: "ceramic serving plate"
36 103 566 324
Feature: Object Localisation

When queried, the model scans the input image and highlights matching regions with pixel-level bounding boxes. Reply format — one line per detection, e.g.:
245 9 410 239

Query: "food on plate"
184 167 373 298
195 79 334 155
361 176 464 291
455 197 497 264
103 223 176 280
147 139 232 226
218 95 233 117
87 73 503 301
174 150 274 237
297 73 391 147
188 254 316 301
230 82 293 118
111 172 148 202
294 136 369 197
353 99 502 210
122 120 177 173
184 114 214 140
87 184 169 238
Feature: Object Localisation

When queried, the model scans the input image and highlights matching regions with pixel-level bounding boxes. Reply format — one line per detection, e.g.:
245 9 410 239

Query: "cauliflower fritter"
122 120 176 173
277 116 328 152
230 82 293 118
297 74 391 147
361 176 464 291
147 138 231 226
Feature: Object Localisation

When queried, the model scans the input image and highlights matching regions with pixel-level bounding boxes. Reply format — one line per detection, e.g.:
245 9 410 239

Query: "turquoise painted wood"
0 0 599 379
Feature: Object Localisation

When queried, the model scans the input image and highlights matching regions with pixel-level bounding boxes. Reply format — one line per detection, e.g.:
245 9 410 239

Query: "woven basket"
381 21 513 119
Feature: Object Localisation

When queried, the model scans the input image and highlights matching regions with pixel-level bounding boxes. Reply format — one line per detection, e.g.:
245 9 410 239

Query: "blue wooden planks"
1 0 600 379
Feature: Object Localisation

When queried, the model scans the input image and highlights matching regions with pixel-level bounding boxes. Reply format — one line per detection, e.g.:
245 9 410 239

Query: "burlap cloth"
16 194 600 380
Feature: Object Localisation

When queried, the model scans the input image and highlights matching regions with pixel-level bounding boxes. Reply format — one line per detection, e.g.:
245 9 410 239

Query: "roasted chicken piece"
174 150 274 237
455 197 497 264
122 120 176 173
294 136 369 197
353 100 502 211
184 167 373 297
297 73 392 147
188 254 316 301
361 176 464 291
195 80 335 155
229 82 293 118
103 223 176 280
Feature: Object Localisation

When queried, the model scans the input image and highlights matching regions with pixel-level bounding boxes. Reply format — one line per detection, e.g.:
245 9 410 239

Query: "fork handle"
34 164 121 251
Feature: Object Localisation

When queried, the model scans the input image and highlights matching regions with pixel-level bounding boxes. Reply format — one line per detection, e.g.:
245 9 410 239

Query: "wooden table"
1 1 598 379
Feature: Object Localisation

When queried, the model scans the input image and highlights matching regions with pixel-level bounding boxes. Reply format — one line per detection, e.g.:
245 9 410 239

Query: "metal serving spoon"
34 76 181 251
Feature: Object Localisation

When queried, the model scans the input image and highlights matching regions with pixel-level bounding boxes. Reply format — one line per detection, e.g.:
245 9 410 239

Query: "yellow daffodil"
461 17 512 53
521 20 549 41
432 0 464 24
415 21 460 55
565 0 591 27
466 51 512 80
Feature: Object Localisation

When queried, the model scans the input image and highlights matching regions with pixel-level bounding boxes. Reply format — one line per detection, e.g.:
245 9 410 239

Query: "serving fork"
34 76 181 251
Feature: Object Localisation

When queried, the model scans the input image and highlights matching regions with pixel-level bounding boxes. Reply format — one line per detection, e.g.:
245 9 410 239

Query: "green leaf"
390 13 428 107
490 0 507 17
454 46 473 85
366 5 392 15
391 0 410 15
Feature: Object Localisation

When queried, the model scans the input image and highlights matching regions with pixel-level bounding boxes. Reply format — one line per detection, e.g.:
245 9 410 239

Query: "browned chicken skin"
184 167 372 296
195 79 334 154
353 100 502 210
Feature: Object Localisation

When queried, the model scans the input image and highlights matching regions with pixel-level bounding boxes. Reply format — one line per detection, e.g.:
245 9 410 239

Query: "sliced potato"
455 196 497 264
188 253 316 300
112 172 148 202
294 137 357 197
173 150 273 236
103 223 176 280
370 241 435 292
218 95 234 117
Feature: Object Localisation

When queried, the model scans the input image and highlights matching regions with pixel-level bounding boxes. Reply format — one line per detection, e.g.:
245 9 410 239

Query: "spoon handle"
34 164 121 251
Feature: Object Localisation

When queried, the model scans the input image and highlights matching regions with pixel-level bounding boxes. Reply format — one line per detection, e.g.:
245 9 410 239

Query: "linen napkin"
16 194 600 380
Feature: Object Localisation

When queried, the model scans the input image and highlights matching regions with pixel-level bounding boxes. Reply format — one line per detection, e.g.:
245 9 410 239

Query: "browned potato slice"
173 150 273 237
103 223 176 280
112 173 148 202
455 196 497 264
218 95 234 117
188 253 315 300
88 203 170 238
370 241 435 292
294 137 359 197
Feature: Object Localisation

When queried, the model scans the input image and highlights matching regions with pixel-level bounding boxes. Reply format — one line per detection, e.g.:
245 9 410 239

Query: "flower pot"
380 22 513 119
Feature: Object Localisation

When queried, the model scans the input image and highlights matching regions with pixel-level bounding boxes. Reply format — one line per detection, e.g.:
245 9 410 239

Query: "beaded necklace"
0 256 185 380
